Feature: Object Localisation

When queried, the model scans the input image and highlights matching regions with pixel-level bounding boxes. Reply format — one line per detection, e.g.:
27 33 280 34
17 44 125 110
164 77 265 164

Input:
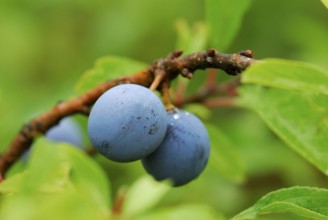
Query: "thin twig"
206 68 217 89
174 78 240 107
203 97 236 108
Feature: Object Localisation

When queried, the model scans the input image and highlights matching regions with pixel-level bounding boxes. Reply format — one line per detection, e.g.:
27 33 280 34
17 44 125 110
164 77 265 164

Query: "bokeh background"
1 0 327 218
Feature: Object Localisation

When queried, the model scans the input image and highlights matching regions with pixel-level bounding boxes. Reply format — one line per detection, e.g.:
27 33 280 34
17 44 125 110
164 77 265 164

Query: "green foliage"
239 59 328 175
205 0 252 51
322 0 328 9
206 124 245 183
120 176 225 220
75 56 147 94
135 204 226 220
242 59 328 95
175 19 208 54
1 0 328 220
233 186 328 220
0 138 111 220
121 176 170 218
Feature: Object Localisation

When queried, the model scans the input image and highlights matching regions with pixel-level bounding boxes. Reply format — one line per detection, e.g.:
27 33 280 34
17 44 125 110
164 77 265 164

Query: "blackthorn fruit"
22 117 84 161
142 109 210 186
46 117 84 148
88 84 167 162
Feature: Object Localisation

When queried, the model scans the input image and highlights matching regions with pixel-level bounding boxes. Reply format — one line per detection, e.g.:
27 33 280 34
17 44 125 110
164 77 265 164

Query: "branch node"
207 48 217 57
170 50 183 58
181 68 193 79
239 50 253 58
206 57 214 64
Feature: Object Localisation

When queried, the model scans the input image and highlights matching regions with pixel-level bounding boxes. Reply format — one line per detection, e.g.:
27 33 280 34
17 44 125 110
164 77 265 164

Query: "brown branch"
203 97 236 108
205 68 218 89
0 49 256 177
174 78 241 107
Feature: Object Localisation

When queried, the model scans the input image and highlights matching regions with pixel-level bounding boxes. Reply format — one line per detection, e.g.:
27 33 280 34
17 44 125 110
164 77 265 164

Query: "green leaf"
0 192 108 220
122 175 171 218
321 0 328 9
75 56 147 94
170 17 207 100
242 59 328 95
205 0 252 51
233 186 328 220
239 85 328 175
33 138 111 212
240 59 328 174
206 124 245 182
175 19 208 54
0 171 28 193
0 138 111 220
63 144 111 214
136 204 226 220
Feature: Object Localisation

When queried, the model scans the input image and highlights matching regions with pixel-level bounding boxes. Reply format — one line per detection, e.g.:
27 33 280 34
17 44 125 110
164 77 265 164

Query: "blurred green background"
1 0 327 218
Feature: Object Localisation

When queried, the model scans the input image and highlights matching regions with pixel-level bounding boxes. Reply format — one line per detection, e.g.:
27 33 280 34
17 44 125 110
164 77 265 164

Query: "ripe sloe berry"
142 109 210 186
88 84 167 162
46 117 84 148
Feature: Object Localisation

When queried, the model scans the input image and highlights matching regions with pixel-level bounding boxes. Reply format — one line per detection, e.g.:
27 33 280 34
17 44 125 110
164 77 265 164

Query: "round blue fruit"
46 117 84 148
88 84 167 162
22 117 84 161
142 109 210 186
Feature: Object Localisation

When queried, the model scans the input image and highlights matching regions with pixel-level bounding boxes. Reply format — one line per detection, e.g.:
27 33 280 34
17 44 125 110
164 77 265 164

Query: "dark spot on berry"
196 144 205 160
149 122 159 135
98 140 112 153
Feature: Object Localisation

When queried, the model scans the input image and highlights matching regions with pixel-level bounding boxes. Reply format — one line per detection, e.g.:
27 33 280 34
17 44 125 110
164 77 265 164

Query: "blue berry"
142 109 210 186
22 117 84 161
46 117 84 148
88 84 167 162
